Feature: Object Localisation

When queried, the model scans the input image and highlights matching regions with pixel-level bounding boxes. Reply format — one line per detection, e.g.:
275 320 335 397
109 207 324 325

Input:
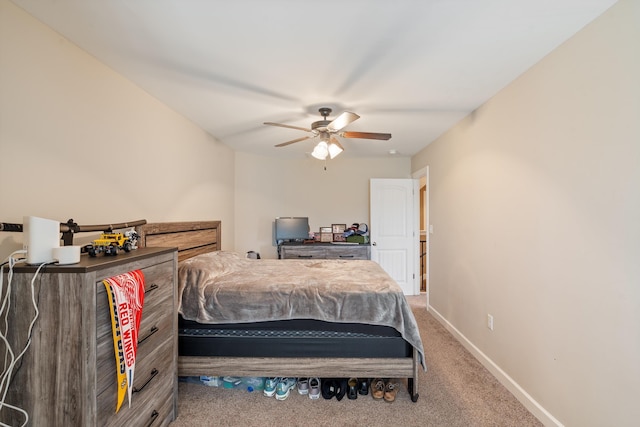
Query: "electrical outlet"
487 314 494 331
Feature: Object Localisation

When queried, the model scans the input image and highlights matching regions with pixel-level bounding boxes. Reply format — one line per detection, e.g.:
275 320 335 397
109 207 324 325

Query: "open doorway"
413 166 429 310
420 181 427 292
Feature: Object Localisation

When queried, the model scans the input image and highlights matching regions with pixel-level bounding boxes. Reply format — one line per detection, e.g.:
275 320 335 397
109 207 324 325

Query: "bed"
136 221 425 402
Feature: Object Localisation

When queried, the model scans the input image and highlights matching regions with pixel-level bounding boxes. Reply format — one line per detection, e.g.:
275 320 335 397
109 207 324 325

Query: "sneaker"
308 377 321 400
264 377 281 397
275 378 297 401
297 378 309 395
335 378 347 401
321 378 337 400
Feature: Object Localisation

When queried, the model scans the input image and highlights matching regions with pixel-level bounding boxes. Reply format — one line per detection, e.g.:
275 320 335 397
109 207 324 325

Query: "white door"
370 178 419 295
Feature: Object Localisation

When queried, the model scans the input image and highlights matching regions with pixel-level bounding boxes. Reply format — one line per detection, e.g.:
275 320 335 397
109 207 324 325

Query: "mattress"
179 316 412 358
177 251 425 367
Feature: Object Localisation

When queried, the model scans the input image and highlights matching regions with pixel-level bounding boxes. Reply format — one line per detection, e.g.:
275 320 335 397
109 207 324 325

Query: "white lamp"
328 141 343 159
311 140 329 160
312 133 344 160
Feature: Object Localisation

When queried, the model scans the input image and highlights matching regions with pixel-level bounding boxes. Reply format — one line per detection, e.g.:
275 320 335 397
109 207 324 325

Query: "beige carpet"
170 295 542 426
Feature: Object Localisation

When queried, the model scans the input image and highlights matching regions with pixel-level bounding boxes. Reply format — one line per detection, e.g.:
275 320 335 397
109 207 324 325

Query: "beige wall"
412 1 639 425
0 0 411 261
234 152 411 258
0 0 235 259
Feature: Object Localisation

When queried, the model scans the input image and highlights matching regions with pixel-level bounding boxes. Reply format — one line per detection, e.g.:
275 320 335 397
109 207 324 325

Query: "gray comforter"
178 251 425 368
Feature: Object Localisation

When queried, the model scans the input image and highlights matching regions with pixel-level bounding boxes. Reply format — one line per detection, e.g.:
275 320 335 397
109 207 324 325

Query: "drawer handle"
133 368 159 394
138 326 159 345
145 410 159 427
145 283 159 294
338 255 355 258
297 255 313 258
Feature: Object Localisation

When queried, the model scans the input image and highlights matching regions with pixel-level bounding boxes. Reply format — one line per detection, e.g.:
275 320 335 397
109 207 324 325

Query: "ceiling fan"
264 107 392 160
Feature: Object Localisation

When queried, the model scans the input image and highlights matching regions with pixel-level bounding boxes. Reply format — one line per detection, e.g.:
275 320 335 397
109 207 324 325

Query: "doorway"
420 183 427 292
413 166 429 310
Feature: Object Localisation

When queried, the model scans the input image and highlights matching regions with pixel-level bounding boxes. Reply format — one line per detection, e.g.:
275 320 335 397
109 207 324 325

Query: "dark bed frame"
137 221 420 401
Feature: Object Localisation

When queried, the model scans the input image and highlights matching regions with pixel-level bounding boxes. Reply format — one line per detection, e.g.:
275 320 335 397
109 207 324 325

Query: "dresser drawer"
327 246 370 260
96 260 173 342
98 338 175 426
96 295 173 396
281 246 326 259
96 260 174 397
125 389 175 427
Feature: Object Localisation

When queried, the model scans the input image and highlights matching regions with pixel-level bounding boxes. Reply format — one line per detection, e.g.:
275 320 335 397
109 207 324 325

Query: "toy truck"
85 229 138 257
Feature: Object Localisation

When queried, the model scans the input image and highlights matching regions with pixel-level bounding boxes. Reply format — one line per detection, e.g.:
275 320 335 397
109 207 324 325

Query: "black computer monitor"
275 217 309 242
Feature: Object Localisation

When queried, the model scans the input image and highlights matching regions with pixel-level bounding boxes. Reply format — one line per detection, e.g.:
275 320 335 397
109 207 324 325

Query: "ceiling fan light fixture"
328 142 343 159
311 140 329 160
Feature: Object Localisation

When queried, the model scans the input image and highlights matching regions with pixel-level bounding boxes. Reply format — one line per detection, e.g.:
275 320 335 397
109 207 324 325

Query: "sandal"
383 381 399 403
371 378 385 400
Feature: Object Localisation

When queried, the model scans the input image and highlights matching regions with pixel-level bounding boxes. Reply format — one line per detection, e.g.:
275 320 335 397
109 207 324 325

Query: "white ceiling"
12 0 616 159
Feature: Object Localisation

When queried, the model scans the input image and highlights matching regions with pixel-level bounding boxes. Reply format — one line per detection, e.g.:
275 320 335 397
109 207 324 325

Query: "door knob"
372 242 377 246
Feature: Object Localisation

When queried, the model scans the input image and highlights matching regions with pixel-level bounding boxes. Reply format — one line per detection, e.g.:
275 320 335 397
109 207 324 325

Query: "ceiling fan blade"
264 122 313 132
326 111 360 132
275 136 311 147
340 131 392 140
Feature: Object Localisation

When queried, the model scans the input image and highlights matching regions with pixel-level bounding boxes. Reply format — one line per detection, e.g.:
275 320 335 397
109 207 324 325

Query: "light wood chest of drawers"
1 247 178 427
280 243 371 260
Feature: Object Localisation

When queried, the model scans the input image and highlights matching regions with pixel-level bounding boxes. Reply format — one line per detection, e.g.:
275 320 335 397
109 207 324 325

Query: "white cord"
0 251 27 318
0 402 28 427
1 252 26 383
0 252 46 427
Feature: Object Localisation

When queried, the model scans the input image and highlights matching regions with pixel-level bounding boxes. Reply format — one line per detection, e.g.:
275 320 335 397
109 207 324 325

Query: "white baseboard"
427 305 563 427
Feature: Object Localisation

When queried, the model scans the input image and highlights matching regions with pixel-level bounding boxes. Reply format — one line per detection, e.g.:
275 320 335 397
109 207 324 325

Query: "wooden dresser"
280 243 371 260
1 247 178 427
